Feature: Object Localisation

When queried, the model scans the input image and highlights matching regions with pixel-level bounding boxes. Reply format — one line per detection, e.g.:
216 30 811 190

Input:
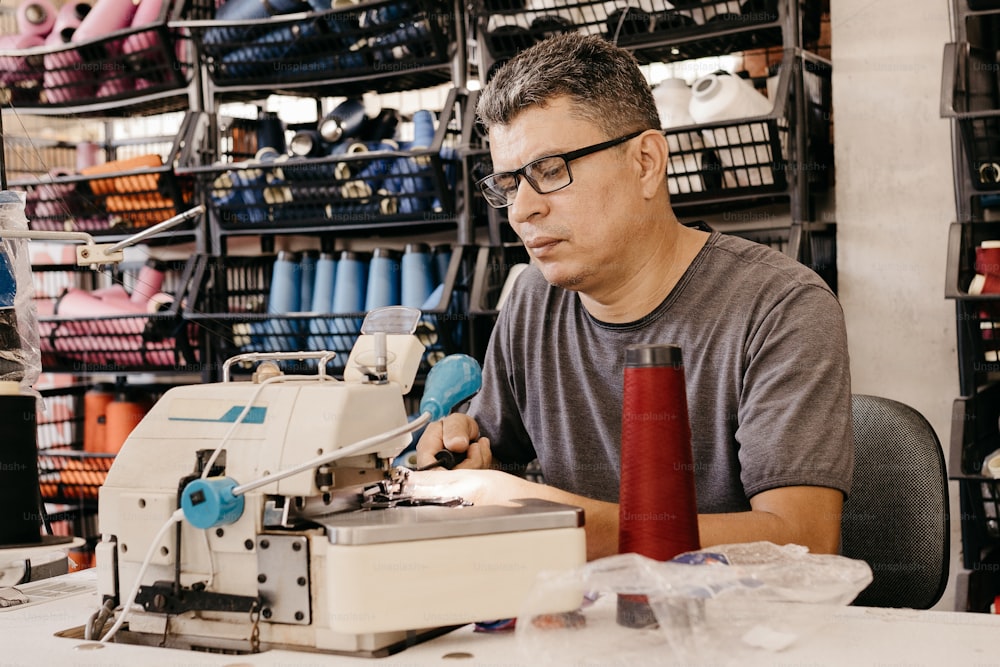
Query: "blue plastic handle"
419 354 482 421
181 477 245 529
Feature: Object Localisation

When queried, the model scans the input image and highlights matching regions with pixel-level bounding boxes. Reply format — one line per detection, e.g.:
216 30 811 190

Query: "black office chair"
841 394 950 609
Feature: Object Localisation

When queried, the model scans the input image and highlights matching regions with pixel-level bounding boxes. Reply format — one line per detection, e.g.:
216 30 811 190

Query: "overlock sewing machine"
88 306 586 657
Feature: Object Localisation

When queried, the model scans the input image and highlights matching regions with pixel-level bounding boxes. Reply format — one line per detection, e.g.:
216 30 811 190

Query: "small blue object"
474 619 516 632
419 354 483 421
980 194 1000 208
0 250 15 308
670 551 729 566
181 477 245 529
420 283 444 311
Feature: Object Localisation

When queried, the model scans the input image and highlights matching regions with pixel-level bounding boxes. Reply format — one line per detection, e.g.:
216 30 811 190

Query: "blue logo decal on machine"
168 401 268 424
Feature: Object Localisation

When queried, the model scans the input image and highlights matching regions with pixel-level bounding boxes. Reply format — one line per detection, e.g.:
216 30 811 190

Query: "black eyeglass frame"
476 129 646 209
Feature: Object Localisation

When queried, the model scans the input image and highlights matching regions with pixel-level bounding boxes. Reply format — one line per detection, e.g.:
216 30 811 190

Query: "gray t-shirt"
467 232 853 513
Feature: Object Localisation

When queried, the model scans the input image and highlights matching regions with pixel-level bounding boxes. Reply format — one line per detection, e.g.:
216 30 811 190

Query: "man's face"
488 96 646 294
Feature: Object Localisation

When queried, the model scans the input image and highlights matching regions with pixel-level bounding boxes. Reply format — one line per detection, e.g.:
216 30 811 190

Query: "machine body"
93 308 586 656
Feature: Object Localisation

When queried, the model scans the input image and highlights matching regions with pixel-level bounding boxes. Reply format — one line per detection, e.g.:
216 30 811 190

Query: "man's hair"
476 33 662 138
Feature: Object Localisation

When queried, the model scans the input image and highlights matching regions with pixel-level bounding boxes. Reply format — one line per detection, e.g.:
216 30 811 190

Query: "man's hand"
408 468 524 507
408 467 620 561
415 413 494 470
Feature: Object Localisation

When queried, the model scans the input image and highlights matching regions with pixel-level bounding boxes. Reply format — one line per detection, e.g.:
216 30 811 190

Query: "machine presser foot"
359 466 467 510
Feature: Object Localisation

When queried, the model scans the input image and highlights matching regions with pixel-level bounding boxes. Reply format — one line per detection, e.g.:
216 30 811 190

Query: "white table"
3 569 1000 667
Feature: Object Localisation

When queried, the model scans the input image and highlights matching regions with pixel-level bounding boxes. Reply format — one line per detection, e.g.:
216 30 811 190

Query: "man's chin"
539 266 585 291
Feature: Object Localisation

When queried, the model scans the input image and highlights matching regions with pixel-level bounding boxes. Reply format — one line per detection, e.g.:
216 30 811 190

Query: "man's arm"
409 468 844 560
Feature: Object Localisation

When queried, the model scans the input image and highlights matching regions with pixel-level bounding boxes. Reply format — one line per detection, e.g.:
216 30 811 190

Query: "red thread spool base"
617 593 658 629
617 344 700 629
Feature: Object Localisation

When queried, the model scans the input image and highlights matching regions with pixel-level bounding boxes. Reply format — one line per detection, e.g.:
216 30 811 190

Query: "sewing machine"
91 307 586 657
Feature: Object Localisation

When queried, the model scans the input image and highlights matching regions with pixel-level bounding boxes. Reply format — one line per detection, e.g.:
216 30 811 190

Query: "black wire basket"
31 256 203 373
0 0 213 115
185 244 476 377
472 0 822 74
11 113 199 237
184 0 455 96
943 38 1000 191
186 89 466 234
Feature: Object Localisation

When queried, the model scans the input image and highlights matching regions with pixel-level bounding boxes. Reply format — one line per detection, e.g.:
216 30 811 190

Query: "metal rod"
0 229 97 244
231 412 432 497
105 205 205 253
222 350 339 382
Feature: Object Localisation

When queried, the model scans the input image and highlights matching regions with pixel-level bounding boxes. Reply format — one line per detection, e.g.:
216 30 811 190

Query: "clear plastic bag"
0 191 41 391
516 542 874 666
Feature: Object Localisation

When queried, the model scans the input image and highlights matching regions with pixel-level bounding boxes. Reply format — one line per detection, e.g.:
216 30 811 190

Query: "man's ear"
635 130 669 199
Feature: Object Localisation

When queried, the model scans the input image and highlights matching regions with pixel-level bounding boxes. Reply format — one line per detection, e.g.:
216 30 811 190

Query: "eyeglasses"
476 129 645 209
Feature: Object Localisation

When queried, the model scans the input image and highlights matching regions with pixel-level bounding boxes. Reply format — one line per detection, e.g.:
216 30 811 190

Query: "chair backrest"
841 394 950 609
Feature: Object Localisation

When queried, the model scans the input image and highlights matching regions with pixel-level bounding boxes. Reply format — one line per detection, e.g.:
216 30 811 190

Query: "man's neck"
578 223 710 324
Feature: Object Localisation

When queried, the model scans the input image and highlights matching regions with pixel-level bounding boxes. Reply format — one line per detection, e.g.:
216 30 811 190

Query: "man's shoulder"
704 232 832 293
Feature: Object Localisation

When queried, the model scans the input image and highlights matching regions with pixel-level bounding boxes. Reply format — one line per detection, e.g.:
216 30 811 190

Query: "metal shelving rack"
167 0 486 381
468 0 834 284
942 0 1000 613
0 0 213 562
462 0 835 343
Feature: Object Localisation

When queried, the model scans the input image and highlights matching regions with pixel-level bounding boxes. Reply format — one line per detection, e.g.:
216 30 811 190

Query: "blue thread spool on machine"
365 247 402 311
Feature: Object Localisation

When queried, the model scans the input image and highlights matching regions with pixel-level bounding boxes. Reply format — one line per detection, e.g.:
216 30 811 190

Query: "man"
415 34 852 561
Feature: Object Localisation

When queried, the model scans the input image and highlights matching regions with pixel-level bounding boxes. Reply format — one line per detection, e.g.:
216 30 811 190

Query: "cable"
99 508 184 644
193 370 427 496
201 526 216 589
85 599 115 641
230 411 431 497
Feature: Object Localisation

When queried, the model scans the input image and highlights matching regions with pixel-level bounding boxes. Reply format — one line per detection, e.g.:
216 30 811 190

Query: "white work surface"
4 569 1000 667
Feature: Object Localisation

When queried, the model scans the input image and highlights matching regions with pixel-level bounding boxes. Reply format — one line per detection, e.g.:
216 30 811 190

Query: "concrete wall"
831 0 961 609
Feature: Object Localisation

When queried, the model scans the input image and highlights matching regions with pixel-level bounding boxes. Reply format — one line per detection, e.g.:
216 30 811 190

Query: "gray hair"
476 34 661 139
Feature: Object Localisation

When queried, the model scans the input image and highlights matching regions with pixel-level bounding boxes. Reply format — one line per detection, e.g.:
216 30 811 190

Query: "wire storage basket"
185 0 455 96
35 383 112 505
11 112 199 237
35 382 167 505
663 52 831 207
471 0 823 75
946 221 1000 388
31 255 203 373
0 0 214 116
943 35 1000 192
187 89 466 235
950 380 1000 611
185 244 475 377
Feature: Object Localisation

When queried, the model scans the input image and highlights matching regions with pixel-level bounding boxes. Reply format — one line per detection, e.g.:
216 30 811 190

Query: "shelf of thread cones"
659 53 831 210
9 114 200 240
468 50 830 215
184 244 475 378
178 0 455 100
30 256 203 374
34 381 165 506
0 0 214 117
0 135 78 185
471 0 823 78
181 89 466 238
945 221 1000 398
36 449 112 503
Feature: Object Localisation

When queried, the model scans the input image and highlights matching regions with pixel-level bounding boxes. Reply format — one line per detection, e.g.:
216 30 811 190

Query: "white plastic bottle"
688 71 774 187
